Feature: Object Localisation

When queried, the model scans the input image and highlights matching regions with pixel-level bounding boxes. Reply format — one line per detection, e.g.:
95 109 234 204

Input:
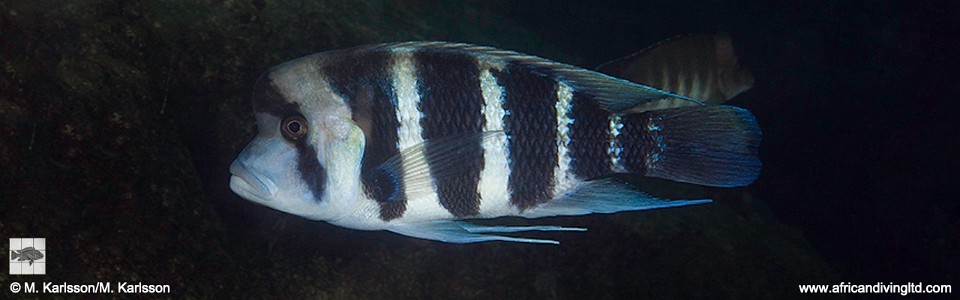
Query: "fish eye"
281 115 307 141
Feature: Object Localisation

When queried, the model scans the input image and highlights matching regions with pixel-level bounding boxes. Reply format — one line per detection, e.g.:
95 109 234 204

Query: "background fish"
11 247 44 265
229 42 761 244
597 33 754 110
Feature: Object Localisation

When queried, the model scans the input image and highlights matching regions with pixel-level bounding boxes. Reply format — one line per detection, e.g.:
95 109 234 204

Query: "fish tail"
618 105 761 187
11 250 18 260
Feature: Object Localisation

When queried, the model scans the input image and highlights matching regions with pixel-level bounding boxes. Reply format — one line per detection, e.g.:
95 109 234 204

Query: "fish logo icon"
11 247 44 265
9 238 46 275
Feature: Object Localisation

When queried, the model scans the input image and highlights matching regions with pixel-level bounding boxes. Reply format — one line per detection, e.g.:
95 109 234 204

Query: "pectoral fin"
364 131 505 202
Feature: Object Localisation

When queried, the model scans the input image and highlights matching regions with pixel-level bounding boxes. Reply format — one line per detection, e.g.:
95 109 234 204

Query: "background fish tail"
619 105 761 187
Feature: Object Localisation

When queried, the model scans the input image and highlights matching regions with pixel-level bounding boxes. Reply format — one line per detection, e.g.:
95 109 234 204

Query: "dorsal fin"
359 41 705 113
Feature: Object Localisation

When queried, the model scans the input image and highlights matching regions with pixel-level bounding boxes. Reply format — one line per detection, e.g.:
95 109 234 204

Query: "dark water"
2 0 956 298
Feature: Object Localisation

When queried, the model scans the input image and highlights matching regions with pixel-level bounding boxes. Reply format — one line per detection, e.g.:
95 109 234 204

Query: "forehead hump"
253 54 354 142
256 55 346 115
251 70 299 117
251 55 330 117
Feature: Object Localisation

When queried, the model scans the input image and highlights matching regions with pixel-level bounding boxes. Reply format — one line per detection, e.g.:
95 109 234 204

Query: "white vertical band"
393 51 424 150
645 118 663 169
477 66 513 217
608 114 624 172
390 50 444 220
553 82 576 195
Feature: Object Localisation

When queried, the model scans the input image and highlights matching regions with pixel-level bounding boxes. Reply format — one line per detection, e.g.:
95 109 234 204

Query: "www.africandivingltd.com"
799 282 952 296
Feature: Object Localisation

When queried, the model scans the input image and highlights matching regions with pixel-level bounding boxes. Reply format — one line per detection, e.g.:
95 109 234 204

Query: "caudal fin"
620 105 761 187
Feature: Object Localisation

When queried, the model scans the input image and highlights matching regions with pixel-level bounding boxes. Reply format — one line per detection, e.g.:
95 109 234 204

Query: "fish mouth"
229 160 277 201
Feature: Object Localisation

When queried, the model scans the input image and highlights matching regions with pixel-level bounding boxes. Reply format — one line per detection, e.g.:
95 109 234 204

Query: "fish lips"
229 159 278 202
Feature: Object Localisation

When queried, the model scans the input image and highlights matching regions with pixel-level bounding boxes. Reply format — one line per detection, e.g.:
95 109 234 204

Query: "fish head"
230 56 365 221
229 112 299 209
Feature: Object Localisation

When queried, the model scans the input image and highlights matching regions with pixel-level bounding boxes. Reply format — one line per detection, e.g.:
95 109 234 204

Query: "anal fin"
387 221 585 244
385 178 708 244
524 178 711 218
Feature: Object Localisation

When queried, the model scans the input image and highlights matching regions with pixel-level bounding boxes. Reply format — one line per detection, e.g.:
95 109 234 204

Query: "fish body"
597 33 754 110
11 247 43 265
229 42 761 244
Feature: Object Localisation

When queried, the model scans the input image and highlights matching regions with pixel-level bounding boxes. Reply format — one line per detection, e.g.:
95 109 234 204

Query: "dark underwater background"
2 0 957 298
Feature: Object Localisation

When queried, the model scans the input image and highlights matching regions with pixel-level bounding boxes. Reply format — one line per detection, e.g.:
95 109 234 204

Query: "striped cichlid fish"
597 33 754 110
229 42 761 244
